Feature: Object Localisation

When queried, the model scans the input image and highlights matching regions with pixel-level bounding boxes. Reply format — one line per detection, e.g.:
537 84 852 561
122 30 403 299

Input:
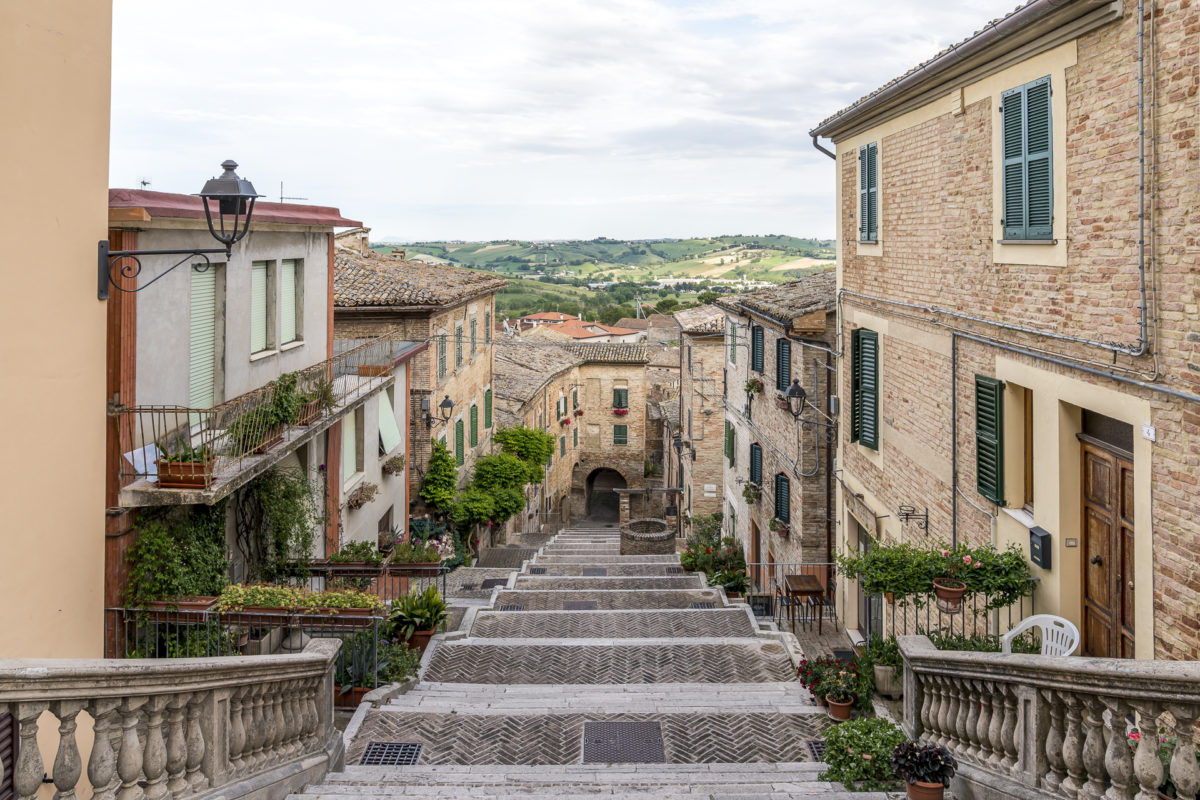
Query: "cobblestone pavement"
492 588 722 610
512 575 705 590
475 547 540 568
468 609 756 639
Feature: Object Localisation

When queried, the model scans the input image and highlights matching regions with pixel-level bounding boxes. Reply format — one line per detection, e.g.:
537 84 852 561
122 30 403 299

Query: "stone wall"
680 333 726 532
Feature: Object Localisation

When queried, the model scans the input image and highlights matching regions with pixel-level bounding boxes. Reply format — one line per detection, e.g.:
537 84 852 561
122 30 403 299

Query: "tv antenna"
279 182 308 204
138 178 152 189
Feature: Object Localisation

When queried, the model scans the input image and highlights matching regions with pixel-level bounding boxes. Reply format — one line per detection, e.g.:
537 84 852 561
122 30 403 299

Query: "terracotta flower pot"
408 629 435 655
156 459 216 488
334 686 369 709
905 780 946 800
826 696 855 721
297 400 322 425
357 364 390 377
932 578 967 613
252 426 285 455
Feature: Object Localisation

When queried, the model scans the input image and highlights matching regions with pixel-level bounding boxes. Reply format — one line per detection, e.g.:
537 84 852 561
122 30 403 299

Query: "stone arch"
585 467 626 521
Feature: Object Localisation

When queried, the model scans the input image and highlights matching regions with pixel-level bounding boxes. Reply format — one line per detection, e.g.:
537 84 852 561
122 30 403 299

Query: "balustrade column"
88 700 121 800
1042 689 1068 793
1000 683 1019 771
1079 698 1108 800
1166 705 1200 800
973 680 992 764
1131 702 1163 800
15 702 48 800
303 685 320 750
1102 697 1135 800
249 685 266 768
228 688 247 772
988 681 1006 769
1061 693 1087 799
50 700 85 800
964 681 982 762
940 677 959 749
284 681 302 757
165 695 190 798
919 675 934 739
116 697 147 800
955 681 972 754
185 693 207 793
142 696 170 800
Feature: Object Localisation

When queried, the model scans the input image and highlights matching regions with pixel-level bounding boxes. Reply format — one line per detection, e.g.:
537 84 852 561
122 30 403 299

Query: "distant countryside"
372 235 834 323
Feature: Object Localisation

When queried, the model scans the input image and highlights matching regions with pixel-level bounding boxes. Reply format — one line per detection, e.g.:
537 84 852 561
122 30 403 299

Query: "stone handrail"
899 635 1200 800
0 639 343 800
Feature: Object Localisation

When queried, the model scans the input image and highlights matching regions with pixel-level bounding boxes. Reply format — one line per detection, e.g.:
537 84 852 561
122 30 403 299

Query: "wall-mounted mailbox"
1030 526 1051 570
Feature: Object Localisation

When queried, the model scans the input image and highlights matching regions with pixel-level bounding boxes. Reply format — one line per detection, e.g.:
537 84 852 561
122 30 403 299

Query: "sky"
111 0 1020 242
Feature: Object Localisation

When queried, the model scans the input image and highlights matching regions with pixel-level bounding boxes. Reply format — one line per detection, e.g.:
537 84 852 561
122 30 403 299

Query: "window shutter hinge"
107 401 126 417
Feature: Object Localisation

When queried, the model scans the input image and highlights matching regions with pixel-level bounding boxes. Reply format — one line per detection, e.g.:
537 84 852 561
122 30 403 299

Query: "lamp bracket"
98 240 230 300
898 505 929 531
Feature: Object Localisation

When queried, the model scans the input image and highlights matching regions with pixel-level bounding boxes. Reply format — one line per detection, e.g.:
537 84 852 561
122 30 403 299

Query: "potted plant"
775 395 790 411
384 585 449 654
613 407 629 417
560 417 571 426
892 741 958 800
797 655 853 708
227 373 302 454
573 408 584 417
820 667 859 721
715 567 749 599
303 587 384 617
864 635 904 699
390 538 452 575
156 443 215 489
741 482 761 504
297 376 336 425
215 584 306 615
770 517 790 538
820 718 907 792
744 377 764 395
381 454 405 476
932 548 974 613
327 541 384 591
346 481 379 510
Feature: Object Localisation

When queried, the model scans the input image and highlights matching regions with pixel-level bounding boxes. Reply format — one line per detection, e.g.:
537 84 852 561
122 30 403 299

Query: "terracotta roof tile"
567 343 650 364
109 188 361 227
716 270 836 322
334 249 507 308
673 304 726 334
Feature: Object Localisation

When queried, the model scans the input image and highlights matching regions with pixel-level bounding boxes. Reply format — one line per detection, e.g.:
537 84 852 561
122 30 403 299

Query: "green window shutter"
470 319 477 355
852 329 879 450
613 388 628 409
573 426 578 447
455 419 464 466
774 473 790 523
341 412 357 488
485 309 492 343
188 265 218 409
378 390 403 454
729 322 737 364
859 147 869 242
749 443 762 485
1024 77 1053 239
613 425 628 445
279 259 298 344
250 261 268 353
776 338 791 392
724 421 733 463
572 389 578 409
859 143 878 242
975 375 1006 505
470 405 479 447
751 326 764 372
1002 85 1027 240
455 324 463 366
560 436 566 456
484 389 493 428
437 334 447 379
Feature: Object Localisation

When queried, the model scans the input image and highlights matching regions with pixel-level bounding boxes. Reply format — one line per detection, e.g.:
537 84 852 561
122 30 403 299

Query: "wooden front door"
749 520 762 590
1081 442 1136 658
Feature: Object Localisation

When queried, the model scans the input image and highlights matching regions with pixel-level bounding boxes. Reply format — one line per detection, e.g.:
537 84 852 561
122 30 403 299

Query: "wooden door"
750 520 762 591
1081 442 1135 658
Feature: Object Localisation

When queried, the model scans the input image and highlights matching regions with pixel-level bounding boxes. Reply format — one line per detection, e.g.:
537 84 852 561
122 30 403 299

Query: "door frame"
1079 435 1135 658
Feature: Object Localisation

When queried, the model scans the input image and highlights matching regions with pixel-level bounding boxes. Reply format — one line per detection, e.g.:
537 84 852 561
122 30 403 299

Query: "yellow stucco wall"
0 1 112 657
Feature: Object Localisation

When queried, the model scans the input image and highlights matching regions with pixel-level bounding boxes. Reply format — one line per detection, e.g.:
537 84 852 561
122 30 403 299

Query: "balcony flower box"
357 364 390 377
573 409 584 417
296 399 323 426
141 596 218 624
770 518 790 538
560 417 571 426
612 408 629 417
775 396 790 411
742 482 762 504
156 455 216 489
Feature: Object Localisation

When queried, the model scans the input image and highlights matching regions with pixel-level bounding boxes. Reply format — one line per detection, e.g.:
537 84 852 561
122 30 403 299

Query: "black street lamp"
98 160 262 299
424 395 455 428
784 379 808 419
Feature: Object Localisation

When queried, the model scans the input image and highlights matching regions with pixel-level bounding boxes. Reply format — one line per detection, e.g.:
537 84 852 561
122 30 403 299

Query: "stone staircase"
289 525 898 799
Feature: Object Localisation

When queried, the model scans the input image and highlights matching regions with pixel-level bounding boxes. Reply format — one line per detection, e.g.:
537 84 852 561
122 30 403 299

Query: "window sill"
280 340 305 352
858 240 879 246
997 239 1058 245
250 349 278 362
1001 506 1037 529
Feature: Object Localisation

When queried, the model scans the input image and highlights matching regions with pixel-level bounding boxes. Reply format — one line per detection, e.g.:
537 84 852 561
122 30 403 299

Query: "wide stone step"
342 711 826 767
422 641 795 684
493 589 722 611
468 609 758 639
534 555 679 564
389 681 818 714
512 576 705 590
522 564 692 577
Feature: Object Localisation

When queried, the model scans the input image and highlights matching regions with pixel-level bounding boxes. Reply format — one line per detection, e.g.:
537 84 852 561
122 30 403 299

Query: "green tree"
452 487 495 527
473 452 534 491
420 440 459 511
493 426 555 472
697 291 719 305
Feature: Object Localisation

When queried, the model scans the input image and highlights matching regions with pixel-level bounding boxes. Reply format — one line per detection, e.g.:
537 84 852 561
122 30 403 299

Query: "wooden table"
784 574 826 634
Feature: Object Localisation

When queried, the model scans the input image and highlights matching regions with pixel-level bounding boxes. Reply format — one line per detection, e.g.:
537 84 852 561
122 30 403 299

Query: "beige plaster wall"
0 0 111 658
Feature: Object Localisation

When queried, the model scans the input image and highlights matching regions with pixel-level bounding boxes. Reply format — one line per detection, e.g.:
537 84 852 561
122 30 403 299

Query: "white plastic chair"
1001 614 1080 656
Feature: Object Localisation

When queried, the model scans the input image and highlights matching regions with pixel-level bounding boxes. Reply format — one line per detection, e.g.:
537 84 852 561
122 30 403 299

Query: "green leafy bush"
239 467 320 582
927 629 1040 653
329 540 384 565
419 440 458 510
378 641 422 684
493 426 555 471
125 504 229 606
452 486 496 528
820 717 906 791
384 586 449 641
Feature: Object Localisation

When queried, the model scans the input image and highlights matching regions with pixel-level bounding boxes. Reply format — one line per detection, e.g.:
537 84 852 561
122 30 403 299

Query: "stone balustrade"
899 635 1200 800
0 639 342 800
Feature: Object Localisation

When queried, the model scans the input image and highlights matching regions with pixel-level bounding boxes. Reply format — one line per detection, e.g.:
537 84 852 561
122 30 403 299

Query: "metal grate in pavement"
458 584 477 592
806 740 826 761
831 649 855 662
499 604 525 611
582 567 608 577
563 600 599 610
665 567 683 575
359 741 422 766
690 602 715 609
582 721 664 764
480 578 508 589
528 567 546 574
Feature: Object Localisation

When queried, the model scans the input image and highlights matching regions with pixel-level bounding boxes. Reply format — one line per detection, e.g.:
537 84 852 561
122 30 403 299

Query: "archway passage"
586 468 626 521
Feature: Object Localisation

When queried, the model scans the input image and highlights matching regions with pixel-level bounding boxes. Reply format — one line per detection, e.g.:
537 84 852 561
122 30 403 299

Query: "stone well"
620 518 674 556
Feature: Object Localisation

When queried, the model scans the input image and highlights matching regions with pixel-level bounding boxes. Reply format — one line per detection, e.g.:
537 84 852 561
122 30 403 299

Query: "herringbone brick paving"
512 576 705 590
492 589 722 610
468 609 758 639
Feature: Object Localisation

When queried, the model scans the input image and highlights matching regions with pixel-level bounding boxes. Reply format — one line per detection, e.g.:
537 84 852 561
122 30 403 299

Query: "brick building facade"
811 0 1200 659
673 306 728 534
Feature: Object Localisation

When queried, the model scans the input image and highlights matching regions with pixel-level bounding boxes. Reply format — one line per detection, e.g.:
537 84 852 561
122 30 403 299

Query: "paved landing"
492 589 722 610
512 575 705 590
468 609 757 639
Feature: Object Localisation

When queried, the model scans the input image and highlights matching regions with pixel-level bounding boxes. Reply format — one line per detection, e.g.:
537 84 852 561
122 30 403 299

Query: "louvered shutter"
859 146 870 242
613 425 628 445
866 142 878 241
0 713 14 800
560 436 566 456
853 330 879 451
485 310 492 343
280 259 298 344
378 391 403 454
1025 77 1053 239
470 404 479 446
751 326 764 372
774 474 790 523
485 389 493 427
850 329 862 442
250 261 268 353
341 412 357 488
1002 85 1027 240
470 318 477 355
724 421 733 463
188 265 217 409
573 426 578 447
975 375 1006 505
437 334 447 378
776 338 791 392
613 388 628 409
572 389 578 409
455 324 463 366
749 443 762 485
455 419 464 465
729 323 737 364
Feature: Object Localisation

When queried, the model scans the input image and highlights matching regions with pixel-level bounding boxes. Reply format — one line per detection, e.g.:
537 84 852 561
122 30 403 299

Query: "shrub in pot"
892 741 958 800
863 635 904 699
384 585 449 654
820 717 906 791
819 667 859 721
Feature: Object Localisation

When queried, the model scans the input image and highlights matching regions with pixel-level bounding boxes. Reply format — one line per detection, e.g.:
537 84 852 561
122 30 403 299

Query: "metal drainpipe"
951 334 958 548
811 135 836 160
1132 0 1150 357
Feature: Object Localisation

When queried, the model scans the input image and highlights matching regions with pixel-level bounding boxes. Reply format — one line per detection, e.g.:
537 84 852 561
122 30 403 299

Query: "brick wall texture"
680 334 726 531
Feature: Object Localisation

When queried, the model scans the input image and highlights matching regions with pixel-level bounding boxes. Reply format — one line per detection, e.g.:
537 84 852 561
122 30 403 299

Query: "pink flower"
973 561 982 568
1129 732 1141 741
941 549 950 557
963 555 973 565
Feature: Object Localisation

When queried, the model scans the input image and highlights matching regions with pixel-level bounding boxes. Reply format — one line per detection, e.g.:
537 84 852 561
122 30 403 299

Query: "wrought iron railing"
877 578 1039 640
117 333 409 490
301 562 449 604
743 561 837 624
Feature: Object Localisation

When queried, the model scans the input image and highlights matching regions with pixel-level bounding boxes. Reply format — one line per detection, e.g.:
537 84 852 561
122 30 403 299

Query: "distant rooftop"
109 189 361 228
334 248 507 309
716 270 836 324
673 305 725 335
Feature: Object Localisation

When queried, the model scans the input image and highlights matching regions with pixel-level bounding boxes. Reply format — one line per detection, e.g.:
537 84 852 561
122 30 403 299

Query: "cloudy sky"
111 0 1018 241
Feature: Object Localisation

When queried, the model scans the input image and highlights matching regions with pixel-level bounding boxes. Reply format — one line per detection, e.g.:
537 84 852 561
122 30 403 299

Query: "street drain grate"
690 602 715 609
664 567 683 575
458 584 478 592
831 649 855 662
806 740 826 761
583 721 664 763
359 741 422 766
582 567 608 577
563 600 599 610
499 604 525 611
480 578 508 589
528 567 547 574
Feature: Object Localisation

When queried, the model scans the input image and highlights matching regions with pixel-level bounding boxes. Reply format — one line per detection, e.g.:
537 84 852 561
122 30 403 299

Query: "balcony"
117 334 419 507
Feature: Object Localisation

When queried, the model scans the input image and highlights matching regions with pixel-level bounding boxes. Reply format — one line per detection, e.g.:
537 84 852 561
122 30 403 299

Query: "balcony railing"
117 334 411 506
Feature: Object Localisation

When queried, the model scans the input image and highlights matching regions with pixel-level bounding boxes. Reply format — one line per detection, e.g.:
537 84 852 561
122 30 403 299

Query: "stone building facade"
716 273 837 578
673 306 728 535
332 242 507 509
811 0 1200 659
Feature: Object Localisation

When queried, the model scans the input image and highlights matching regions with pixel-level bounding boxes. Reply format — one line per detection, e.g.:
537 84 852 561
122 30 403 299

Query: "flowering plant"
560 417 571 426
797 655 854 697
612 408 629 416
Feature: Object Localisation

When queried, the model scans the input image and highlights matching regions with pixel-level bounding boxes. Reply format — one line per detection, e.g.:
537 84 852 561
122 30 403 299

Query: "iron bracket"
98 240 230 300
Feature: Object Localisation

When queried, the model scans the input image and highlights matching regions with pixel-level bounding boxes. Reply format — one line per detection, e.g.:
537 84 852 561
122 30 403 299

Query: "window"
560 436 566 457
378 388 403 454
455 419 465 466
687 345 692 370
975 375 1005 505
749 442 762 485
572 389 578 409
612 387 628 409
470 404 479 447
1001 76 1053 240
729 322 737 364
342 409 363 489
455 323 463 367
850 329 879 451
776 338 791 392
250 260 271 354
573 426 578 448
189 264 219 409
858 142 879 243
751 326 764 372
484 309 492 343
1022 387 1033 508
280 259 301 345
724 420 735 465
484 389 493 428
774 473 791 522
613 425 628 445
437 333 447 379
377 506 393 541
469 318 477 356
